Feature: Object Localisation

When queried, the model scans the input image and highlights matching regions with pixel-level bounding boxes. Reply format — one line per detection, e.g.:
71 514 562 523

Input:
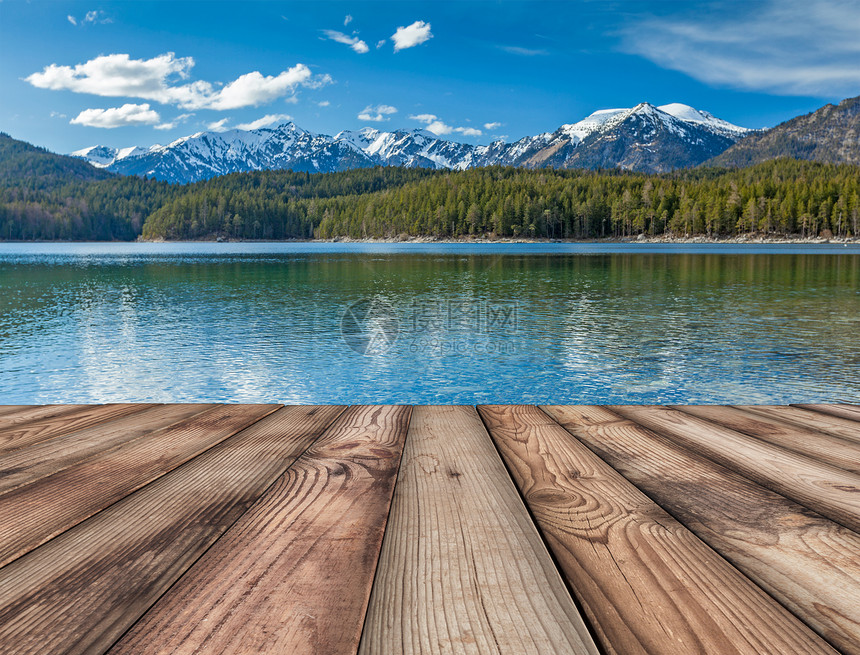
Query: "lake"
1 242 858 404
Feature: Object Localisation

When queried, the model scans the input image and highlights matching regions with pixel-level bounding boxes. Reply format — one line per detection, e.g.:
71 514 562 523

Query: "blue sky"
1 0 858 154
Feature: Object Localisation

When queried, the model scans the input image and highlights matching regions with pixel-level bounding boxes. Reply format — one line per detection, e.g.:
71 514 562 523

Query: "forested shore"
2 131 858 242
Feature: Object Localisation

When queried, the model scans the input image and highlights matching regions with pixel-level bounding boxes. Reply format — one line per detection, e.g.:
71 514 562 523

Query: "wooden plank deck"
0 404 857 655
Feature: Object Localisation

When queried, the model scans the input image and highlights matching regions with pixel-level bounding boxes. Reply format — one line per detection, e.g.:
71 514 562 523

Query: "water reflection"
0 245 858 404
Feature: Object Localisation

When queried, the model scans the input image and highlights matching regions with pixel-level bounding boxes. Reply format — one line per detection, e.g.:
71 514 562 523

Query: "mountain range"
71 102 752 183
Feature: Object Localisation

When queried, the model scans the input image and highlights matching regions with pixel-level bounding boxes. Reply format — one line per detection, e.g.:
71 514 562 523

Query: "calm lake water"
1 242 858 404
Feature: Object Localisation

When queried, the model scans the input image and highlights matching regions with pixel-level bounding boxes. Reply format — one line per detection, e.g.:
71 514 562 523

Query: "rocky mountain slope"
71 103 751 183
708 95 860 167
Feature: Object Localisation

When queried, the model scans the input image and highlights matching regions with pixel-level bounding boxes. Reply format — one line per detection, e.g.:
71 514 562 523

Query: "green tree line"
142 160 860 240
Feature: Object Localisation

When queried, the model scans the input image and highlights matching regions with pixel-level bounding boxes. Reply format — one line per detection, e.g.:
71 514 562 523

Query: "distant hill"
708 96 860 168
0 132 114 187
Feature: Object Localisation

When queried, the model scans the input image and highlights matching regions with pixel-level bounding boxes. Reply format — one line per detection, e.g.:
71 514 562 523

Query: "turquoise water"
1 242 858 404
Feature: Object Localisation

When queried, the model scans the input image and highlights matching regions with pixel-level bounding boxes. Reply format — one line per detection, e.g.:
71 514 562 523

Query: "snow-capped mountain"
71 103 751 183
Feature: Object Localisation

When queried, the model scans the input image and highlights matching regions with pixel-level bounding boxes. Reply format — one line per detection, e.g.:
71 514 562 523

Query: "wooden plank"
0 406 37 418
0 403 279 568
110 405 411 655
0 405 345 655
478 405 835 655
544 405 860 655
792 404 860 423
736 405 860 444
0 403 156 456
609 405 860 533
359 406 599 655
0 404 92 432
0 404 214 495
672 405 860 475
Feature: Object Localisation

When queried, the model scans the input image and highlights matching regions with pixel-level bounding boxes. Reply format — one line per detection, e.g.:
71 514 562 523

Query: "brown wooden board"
359 405 599 655
0 404 90 428
0 406 38 418
0 403 156 456
609 405 860 533
792 404 860 423
0 403 279 568
0 405 344 655
736 405 860 444
798 403 860 422
671 405 860 475
0 404 214 496
110 405 411 655
544 405 860 655
479 405 836 655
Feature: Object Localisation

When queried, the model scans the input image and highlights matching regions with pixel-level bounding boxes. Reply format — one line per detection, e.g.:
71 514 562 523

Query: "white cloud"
323 29 369 54
50 110 67 119
410 113 482 137
483 121 502 130
500 46 548 56
623 0 860 96
26 53 329 110
235 113 293 130
70 103 160 128
391 21 433 52
376 39 387 49
358 104 398 121
154 112 194 130
207 118 230 132
344 14 353 26
318 100 330 107
67 10 111 26
83 10 111 24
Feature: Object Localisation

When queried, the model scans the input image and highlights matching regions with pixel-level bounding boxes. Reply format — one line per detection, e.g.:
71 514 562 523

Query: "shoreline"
2 234 858 245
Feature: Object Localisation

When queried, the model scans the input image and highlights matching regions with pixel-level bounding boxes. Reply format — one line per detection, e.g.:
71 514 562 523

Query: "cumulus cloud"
358 104 398 121
622 0 860 96
391 21 432 52
318 100 331 107
410 113 482 137
344 14 353 26
323 29 369 54
235 113 293 130
70 103 160 128
67 15 77 26
26 53 329 110
376 39 387 49
483 121 502 130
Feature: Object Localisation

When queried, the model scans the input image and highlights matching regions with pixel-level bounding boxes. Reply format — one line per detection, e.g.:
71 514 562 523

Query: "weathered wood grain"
792 404 860 423
736 405 860 444
609 405 860 533
544 405 860 655
359 405 598 655
672 405 860 475
0 403 279 568
0 406 37 418
0 404 91 433
110 405 411 655
0 405 345 655
0 403 155 455
479 405 835 655
0 404 213 495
